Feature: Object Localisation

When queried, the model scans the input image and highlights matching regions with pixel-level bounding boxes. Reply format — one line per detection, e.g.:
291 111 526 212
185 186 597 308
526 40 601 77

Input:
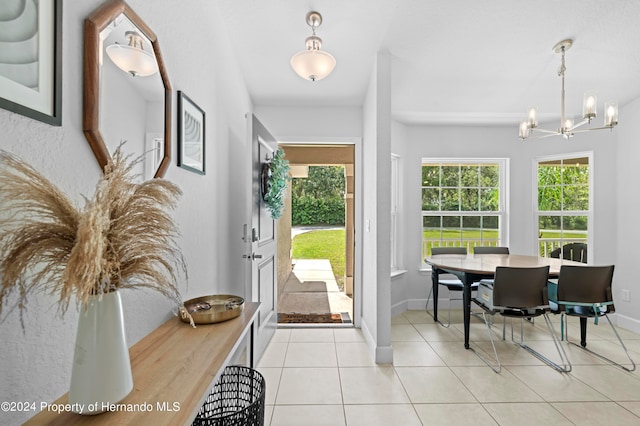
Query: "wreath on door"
261 147 290 219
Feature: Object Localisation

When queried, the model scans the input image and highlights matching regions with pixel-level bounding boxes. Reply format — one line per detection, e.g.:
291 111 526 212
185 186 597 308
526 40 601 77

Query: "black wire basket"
193 365 266 426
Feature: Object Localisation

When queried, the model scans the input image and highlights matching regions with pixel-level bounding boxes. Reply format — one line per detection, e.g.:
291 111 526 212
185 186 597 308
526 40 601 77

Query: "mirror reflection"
84 0 171 180
99 14 164 180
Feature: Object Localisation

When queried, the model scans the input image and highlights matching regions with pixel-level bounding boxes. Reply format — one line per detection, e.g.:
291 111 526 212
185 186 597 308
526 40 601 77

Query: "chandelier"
290 11 336 82
519 39 618 140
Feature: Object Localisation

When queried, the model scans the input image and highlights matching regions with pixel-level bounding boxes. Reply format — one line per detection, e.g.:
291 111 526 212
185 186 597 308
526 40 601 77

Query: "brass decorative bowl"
179 294 244 324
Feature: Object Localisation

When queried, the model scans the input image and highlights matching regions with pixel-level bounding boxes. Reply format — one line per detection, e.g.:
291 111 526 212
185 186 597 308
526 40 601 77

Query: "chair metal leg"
512 314 572 373
469 311 501 373
427 285 481 329
425 286 432 311
565 313 636 372
437 293 453 328
503 317 506 340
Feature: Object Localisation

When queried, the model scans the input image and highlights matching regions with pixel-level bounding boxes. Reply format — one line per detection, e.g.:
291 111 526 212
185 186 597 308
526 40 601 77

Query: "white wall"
361 58 379 357
360 52 393 363
0 1 252 423
615 96 640 332
396 121 619 313
253 105 362 141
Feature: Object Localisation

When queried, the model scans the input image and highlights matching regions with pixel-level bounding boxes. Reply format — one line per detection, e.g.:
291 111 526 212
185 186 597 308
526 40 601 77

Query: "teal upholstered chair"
549 265 635 372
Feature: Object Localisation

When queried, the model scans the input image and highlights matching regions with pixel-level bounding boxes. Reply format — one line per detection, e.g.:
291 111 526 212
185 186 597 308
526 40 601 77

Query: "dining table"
424 253 586 349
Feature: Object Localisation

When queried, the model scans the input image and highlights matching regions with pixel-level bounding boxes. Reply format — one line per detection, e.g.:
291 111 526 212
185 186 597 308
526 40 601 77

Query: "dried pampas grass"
0 146 187 326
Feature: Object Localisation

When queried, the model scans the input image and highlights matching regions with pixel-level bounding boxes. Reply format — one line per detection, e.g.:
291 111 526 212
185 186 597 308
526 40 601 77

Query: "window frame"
421 157 509 265
533 151 593 261
391 153 401 271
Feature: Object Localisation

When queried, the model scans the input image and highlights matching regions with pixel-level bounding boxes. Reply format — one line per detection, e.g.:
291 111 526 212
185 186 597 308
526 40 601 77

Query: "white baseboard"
361 317 374 347
393 299 640 336
393 298 463 315
615 313 640 335
391 300 409 317
375 345 394 364
360 319 394 364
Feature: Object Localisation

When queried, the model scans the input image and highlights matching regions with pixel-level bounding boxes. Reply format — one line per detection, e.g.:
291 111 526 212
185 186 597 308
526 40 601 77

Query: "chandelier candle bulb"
564 118 574 131
527 107 538 128
582 92 597 120
604 101 618 127
519 121 530 139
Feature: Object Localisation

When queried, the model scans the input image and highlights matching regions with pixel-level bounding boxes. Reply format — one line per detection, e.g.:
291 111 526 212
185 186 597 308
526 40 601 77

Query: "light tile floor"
257 310 640 425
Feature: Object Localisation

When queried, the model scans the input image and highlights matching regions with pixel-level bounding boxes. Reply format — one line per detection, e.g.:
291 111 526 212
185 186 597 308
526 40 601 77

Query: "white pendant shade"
290 11 336 82
290 49 336 82
106 32 158 77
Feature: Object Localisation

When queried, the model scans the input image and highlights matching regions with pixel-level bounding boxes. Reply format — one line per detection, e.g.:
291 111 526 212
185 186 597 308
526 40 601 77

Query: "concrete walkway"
278 259 353 322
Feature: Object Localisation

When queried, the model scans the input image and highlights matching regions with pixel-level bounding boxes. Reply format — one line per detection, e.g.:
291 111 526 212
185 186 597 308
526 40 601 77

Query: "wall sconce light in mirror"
106 31 158 77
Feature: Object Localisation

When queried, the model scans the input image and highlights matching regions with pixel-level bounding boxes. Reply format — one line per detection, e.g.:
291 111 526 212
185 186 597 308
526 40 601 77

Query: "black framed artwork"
0 0 62 126
177 91 205 175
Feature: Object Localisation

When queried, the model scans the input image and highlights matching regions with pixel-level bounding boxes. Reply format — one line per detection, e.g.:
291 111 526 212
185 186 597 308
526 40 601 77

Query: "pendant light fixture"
519 39 618 140
290 11 336 82
106 31 158 77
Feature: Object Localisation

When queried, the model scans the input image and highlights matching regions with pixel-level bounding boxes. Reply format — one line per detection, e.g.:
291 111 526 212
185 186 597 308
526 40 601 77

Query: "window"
422 159 507 261
391 154 400 270
536 154 591 258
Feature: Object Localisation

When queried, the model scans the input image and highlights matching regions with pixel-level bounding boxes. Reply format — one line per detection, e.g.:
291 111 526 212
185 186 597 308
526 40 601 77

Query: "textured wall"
0 1 252 423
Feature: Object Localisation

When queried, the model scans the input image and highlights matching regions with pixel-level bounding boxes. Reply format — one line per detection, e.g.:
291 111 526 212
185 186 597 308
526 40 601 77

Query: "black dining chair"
473 246 510 335
472 266 571 373
550 243 587 263
473 246 510 255
426 247 468 327
549 265 635 372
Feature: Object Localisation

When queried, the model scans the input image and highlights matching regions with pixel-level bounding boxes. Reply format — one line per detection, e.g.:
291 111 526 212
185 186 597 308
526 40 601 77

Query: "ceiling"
215 0 640 126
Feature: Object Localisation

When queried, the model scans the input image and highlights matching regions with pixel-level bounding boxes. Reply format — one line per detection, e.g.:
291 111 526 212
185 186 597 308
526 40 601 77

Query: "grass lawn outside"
292 229 345 289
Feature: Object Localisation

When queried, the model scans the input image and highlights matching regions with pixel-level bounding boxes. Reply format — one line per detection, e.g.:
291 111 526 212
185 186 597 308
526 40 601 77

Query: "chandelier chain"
558 46 566 77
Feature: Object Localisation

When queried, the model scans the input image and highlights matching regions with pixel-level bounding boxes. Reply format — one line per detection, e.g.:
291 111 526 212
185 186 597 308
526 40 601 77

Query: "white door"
245 114 278 361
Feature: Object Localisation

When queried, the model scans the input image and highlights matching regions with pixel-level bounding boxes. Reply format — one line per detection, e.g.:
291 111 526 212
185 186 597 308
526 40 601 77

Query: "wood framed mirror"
84 0 171 179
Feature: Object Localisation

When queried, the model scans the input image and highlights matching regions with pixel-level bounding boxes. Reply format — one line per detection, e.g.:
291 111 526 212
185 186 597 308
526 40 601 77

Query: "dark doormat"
278 312 352 324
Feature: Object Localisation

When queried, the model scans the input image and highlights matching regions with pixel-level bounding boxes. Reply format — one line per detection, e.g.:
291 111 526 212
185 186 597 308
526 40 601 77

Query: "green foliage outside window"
421 162 503 254
421 164 500 212
291 166 345 226
537 160 589 230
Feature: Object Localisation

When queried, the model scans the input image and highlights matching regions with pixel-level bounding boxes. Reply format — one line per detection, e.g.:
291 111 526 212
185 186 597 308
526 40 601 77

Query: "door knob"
242 253 263 261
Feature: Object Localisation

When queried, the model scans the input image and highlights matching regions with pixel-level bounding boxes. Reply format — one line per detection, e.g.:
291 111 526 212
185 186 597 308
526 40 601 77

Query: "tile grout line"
332 329 349 426
404 311 494 425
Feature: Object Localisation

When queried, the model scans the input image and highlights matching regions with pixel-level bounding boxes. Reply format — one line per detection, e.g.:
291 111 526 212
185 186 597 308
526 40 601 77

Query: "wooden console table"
25 302 260 426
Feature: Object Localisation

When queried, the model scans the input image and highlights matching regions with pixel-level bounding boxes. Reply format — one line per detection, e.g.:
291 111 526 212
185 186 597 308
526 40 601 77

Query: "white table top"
425 254 584 277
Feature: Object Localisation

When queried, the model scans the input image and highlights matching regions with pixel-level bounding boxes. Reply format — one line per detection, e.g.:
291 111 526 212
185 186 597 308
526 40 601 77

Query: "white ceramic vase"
69 290 133 415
